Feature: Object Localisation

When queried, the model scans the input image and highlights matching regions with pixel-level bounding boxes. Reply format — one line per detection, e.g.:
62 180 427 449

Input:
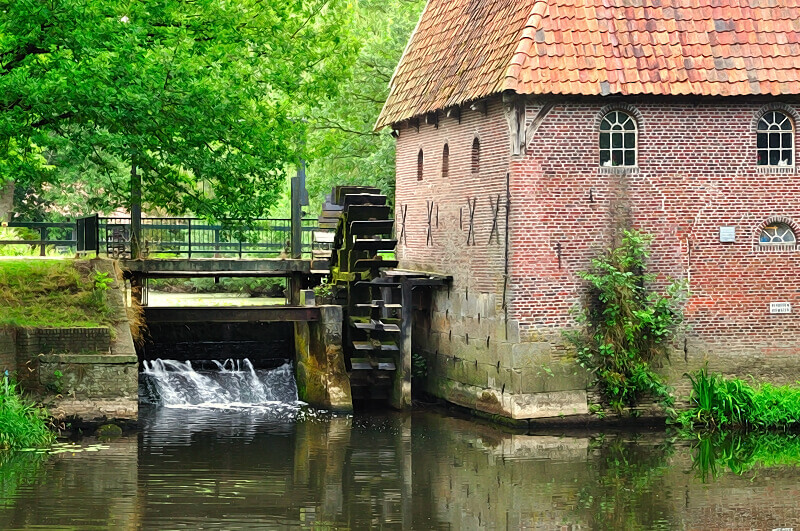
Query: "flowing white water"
141 359 301 409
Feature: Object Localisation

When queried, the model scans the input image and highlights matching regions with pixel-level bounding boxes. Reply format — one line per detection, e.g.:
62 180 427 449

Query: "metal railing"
0 222 77 256
1 218 319 258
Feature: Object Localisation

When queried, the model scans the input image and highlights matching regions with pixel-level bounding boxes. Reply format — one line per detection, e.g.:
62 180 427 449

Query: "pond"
1 363 799 529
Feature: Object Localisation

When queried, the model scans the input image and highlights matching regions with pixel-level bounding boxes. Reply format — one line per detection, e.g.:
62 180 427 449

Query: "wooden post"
391 280 413 409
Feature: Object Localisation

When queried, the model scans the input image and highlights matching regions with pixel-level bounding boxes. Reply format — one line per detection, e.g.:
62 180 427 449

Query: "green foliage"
45 370 64 396
689 431 800 482
677 367 800 431
0 373 55 450
1 0 358 220
306 0 426 210
411 352 427 379
567 230 686 414
313 279 334 301
148 277 285 297
0 260 114 328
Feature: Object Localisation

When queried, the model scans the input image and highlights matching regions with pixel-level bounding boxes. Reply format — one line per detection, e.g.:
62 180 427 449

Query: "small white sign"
719 226 736 243
770 302 792 314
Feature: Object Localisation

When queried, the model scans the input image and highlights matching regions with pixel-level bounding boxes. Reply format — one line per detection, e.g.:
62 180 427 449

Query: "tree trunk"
130 160 142 259
0 179 14 222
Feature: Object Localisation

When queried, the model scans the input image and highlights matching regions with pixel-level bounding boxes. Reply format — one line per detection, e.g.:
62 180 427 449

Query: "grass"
678 366 800 431
0 374 54 450
0 259 114 328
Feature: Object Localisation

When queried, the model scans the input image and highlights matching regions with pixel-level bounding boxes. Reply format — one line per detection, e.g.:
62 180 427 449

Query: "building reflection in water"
1 408 799 529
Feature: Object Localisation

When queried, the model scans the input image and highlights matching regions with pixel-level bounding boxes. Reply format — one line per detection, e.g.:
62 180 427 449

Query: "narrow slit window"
760 222 796 244
471 138 480 175
757 111 794 166
417 149 423 181
442 144 449 179
600 111 637 167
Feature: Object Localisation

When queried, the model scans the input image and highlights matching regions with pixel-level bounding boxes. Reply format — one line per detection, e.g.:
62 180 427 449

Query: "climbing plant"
567 230 686 414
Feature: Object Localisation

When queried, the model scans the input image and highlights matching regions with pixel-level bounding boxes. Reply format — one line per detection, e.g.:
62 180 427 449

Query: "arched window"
760 222 796 244
600 111 637 167
442 144 449 179
757 111 794 166
417 149 423 181
471 138 480 175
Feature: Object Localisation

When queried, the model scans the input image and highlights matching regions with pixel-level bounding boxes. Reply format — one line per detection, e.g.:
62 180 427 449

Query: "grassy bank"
0 374 54 450
678 367 800 431
0 259 114 328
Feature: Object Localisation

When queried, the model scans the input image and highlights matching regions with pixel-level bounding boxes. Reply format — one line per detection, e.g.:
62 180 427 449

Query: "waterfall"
141 359 300 408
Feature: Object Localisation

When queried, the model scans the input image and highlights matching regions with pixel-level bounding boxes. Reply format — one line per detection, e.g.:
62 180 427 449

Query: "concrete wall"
3 259 139 421
294 305 352 412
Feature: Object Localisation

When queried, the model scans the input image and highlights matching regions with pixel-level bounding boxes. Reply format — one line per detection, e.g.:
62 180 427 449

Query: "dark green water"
1 407 799 529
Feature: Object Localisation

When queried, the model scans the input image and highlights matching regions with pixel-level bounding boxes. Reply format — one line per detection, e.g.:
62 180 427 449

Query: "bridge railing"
101 217 318 259
0 218 319 258
0 222 77 256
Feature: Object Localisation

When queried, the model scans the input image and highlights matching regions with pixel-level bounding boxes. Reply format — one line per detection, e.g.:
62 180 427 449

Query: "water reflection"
1 410 800 529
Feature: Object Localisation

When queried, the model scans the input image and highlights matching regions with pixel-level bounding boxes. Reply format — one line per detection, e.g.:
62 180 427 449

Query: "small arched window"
442 144 449 179
757 111 794 166
417 149 423 181
471 138 480 175
600 111 637 167
760 222 796 244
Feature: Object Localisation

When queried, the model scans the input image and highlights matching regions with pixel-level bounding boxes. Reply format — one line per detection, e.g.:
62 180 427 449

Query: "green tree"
0 0 357 221
306 0 425 209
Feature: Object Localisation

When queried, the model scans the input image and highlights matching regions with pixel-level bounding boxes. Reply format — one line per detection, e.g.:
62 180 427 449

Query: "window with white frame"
757 111 794 167
600 111 637 167
760 222 796 244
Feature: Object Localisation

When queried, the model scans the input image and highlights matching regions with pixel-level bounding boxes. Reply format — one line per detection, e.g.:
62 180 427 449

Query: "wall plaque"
719 226 736 243
770 302 792 314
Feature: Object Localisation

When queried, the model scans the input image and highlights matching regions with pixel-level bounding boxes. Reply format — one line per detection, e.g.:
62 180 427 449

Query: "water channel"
2 359 800 529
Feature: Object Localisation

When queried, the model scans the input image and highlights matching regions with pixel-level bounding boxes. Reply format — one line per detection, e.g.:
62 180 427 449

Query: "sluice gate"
124 186 448 412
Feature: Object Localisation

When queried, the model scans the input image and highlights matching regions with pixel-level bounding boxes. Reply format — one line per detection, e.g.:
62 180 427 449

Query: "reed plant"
679 367 800 431
0 372 54 450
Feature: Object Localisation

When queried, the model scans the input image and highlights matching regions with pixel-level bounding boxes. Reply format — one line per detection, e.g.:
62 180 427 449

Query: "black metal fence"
0 222 77 256
1 217 318 258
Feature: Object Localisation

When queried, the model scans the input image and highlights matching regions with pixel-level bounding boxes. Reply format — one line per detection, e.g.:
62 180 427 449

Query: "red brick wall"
396 96 800 358
511 98 800 354
394 99 509 296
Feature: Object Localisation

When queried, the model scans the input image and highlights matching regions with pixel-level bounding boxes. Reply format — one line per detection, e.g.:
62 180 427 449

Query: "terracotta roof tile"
376 0 800 128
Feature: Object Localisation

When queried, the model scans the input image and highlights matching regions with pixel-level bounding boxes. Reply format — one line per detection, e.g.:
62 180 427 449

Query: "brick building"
376 0 800 419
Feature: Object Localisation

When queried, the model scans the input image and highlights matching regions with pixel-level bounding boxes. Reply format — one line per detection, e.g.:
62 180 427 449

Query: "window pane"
612 133 622 148
600 133 610 149
782 150 793 165
622 117 635 130
780 114 793 130
612 150 623 165
769 133 780 148
758 150 768 165
624 150 635 166
770 150 780 165
600 119 611 131
782 133 793 148
624 133 635 148
757 133 767 148
600 150 610 165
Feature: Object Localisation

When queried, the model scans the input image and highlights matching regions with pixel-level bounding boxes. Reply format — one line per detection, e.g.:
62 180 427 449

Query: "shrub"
567 230 686 414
